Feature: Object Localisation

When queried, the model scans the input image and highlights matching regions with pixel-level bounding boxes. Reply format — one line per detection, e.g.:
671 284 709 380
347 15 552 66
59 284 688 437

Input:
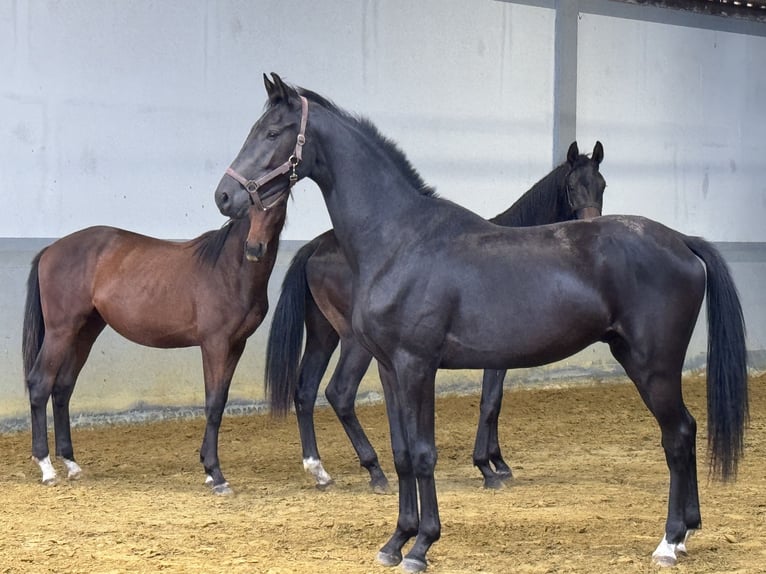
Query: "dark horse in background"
215 75 747 571
265 142 605 492
22 197 287 494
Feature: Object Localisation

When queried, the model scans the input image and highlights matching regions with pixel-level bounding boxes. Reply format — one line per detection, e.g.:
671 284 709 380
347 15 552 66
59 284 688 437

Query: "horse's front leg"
199 341 244 495
376 363 419 568
473 368 511 488
377 357 441 573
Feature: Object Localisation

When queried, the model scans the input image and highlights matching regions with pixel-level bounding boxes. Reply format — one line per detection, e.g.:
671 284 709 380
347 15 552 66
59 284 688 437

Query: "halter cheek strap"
225 95 309 211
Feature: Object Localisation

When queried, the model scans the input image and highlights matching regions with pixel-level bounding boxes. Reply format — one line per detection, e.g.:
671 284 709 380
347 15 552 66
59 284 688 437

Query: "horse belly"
439 278 609 370
92 261 199 348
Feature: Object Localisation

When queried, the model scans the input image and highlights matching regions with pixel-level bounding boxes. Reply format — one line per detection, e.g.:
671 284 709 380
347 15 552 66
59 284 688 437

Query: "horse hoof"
651 554 677 568
370 479 391 495
212 482 234 496
376 550 402 567
315 480 334 491
41 477 59 487
67 470 82 481
495 469 513 481
483 476 505 490
401 557 427 573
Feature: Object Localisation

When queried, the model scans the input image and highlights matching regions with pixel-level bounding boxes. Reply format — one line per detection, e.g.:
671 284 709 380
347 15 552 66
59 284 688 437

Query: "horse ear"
567 141 579 165
592 141 604 165
267 73 292 105
264 73 276 97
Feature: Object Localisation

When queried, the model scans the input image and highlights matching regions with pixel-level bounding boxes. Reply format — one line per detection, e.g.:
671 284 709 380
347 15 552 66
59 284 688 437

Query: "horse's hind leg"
473 368 512 488
325 338 388 493
51 316 105 480
611 339 699 566
27 329 80 485
294 307 339 489
199 340 245 495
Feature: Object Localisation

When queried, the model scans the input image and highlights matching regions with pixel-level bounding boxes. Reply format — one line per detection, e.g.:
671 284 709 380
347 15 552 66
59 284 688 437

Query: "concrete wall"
2 0 765 429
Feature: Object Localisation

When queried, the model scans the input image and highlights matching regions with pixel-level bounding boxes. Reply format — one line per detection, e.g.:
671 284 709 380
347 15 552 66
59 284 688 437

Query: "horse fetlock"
651 535 681 567
33 455 58 485
677 529 696 555
303 457 333 487
63 458 82 480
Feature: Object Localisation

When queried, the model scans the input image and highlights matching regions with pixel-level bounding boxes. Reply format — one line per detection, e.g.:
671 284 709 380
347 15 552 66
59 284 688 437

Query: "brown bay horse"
22 197 287 494
264 142 606 492
214 75 747 570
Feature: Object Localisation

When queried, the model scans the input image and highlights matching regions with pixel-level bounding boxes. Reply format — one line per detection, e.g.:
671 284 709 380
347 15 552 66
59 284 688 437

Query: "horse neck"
202 218 277 293
489 163 570 227
308 108 427 271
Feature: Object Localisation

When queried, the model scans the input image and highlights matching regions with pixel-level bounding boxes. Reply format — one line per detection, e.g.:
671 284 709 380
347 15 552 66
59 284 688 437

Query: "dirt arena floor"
1 373 764 574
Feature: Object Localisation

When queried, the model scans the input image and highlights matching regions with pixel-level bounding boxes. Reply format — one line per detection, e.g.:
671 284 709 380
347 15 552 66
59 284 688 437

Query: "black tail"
264 239 319 416
684 236 748 481
22 250 47 385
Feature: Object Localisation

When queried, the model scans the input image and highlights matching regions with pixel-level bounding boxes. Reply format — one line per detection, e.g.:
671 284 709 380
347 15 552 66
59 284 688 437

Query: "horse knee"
392 450 413 475
412 444 437 477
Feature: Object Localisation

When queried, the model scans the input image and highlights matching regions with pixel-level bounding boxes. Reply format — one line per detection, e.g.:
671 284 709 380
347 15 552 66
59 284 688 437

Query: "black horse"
264 142 605 492
215 74 747 571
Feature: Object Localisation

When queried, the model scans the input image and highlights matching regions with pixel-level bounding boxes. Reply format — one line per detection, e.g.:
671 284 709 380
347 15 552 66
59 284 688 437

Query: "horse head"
564 140 605 220
242 198 287 262
215 73 313 220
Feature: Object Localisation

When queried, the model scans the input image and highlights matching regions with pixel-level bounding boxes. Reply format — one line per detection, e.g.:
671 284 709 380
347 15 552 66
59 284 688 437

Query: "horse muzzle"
245 241 266 262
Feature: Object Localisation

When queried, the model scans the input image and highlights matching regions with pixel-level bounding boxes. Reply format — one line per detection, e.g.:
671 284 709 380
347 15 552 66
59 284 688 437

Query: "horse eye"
266 130 280 140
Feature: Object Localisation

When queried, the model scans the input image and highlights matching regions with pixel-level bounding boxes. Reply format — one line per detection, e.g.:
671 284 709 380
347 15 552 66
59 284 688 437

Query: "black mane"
490 163 570 227
292 87 437 198
188 217 248 267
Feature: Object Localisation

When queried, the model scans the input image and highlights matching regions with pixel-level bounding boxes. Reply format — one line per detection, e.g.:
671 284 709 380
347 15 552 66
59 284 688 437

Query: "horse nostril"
220 191 230 205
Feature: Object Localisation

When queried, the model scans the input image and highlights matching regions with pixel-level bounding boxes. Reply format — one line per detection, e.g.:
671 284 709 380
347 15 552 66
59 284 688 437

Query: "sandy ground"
1 374 764 574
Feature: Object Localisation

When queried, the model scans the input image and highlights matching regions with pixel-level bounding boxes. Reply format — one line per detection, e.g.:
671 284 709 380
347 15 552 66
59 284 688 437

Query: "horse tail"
22 250 46 385
264 239 319 416
684 236 748 481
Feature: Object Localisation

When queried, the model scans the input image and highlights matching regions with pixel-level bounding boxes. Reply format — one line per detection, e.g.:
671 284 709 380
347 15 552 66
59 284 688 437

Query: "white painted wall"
1 0 554 242
577 13 766 241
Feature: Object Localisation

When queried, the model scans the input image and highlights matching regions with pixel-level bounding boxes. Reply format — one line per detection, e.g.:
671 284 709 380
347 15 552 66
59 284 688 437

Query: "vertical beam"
552 0 580 164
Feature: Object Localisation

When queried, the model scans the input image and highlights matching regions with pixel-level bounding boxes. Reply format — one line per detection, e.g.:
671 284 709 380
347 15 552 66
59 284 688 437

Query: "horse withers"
264 142 606 492
22 197 287 494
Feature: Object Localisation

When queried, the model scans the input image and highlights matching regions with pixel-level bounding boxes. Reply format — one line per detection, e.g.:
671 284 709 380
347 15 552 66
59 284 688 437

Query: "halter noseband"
225 95 309 211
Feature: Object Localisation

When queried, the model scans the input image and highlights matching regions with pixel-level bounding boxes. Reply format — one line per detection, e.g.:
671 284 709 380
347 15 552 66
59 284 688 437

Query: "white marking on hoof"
303 457 333 487
652 535 678 567
33 456 58 485
63 458 82 480
677 529 695 555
